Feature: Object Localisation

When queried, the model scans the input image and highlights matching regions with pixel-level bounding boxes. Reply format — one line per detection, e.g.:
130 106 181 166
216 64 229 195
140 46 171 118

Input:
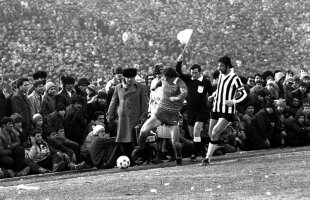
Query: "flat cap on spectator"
218 55 233 68
33 80 46 88
77 78 90 86
123 68 137 78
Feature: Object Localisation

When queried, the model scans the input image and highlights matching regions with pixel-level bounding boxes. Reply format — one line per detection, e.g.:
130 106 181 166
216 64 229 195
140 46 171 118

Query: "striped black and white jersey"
212 70 247 114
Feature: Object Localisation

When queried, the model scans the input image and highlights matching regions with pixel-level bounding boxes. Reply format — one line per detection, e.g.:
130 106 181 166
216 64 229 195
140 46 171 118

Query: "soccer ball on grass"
117 155 130 169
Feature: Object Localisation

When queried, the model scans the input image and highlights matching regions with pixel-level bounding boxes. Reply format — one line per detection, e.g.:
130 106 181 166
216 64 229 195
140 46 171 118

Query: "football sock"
206 141 218 162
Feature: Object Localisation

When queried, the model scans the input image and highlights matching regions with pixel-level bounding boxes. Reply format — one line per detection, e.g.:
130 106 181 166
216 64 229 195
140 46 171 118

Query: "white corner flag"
177 29 193 45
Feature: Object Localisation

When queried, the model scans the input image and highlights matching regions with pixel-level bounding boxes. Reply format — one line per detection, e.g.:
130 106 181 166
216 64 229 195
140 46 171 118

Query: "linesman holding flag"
201 55 247 165
175 29 213 162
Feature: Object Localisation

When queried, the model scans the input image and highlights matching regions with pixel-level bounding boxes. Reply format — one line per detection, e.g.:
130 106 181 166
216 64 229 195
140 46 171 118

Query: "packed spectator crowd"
0 0 310 178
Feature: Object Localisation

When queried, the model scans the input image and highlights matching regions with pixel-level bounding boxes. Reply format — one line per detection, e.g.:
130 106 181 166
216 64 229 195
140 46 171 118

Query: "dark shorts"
187 111 208 126
210 112 234 122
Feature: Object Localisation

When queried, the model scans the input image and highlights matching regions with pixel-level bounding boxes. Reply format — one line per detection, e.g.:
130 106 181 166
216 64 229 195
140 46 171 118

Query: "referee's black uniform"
176 61 213 125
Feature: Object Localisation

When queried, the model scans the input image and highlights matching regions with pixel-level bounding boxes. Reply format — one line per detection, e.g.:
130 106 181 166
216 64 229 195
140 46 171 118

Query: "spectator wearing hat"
300 73 310 93
41 82 57 117
11 78 31 137
286 112 310 147
27 70 47 95
107 68 148 163
56 76 75 107
28 80 45 117
64 95 87 145
273 99 289 148
30 113 44 136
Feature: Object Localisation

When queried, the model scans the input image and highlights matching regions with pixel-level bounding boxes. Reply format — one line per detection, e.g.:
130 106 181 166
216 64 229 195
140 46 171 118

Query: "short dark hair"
33 70 47 80
1 117 13 127
163 67 179 78
16 78 29 88
92 111 105 121
190 64 201 72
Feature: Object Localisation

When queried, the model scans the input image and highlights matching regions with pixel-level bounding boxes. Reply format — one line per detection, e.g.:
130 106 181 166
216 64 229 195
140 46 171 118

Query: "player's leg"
169 125 182 165
137 116 162 149
202 117 230 165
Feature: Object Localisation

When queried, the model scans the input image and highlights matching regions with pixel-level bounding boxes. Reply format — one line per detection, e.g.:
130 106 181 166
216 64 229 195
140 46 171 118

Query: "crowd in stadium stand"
1 0 310 177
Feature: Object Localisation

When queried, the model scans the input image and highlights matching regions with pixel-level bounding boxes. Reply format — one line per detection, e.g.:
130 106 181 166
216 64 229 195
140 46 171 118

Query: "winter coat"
56 89 72 107
0 89 5 120
44 111 64 135
64 105 86 145
244 108 275 150
41 93 56 117
107 82 148 143
11 90 31 135
28 90 42 117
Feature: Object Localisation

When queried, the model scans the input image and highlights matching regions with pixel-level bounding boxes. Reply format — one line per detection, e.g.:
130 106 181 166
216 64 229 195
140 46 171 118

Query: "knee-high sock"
206 142 218 161
193 136 202 156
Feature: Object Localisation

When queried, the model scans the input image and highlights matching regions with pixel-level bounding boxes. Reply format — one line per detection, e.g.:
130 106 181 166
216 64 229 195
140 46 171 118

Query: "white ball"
117 155 130 169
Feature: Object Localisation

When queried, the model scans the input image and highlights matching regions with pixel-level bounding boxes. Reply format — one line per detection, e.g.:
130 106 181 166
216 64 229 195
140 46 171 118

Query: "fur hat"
218 55 233 68
93 125 105 136
32 113 43 125
123 68 137 78
45 82 56 92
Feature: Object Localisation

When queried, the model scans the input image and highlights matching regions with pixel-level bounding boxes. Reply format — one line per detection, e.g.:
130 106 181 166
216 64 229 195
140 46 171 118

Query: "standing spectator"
41 82 57 117
28 80 45 117
0 117 30 176
105 66 123 93
107 68 148 163
28 71 47 95
0 74 5 120
64 95 86 145
5 80 17 117
11 78 31 137
176 55 213 162
56 76 75 107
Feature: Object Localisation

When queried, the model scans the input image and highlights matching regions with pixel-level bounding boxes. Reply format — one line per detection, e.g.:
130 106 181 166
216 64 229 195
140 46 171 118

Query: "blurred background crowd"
0 0 309 94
